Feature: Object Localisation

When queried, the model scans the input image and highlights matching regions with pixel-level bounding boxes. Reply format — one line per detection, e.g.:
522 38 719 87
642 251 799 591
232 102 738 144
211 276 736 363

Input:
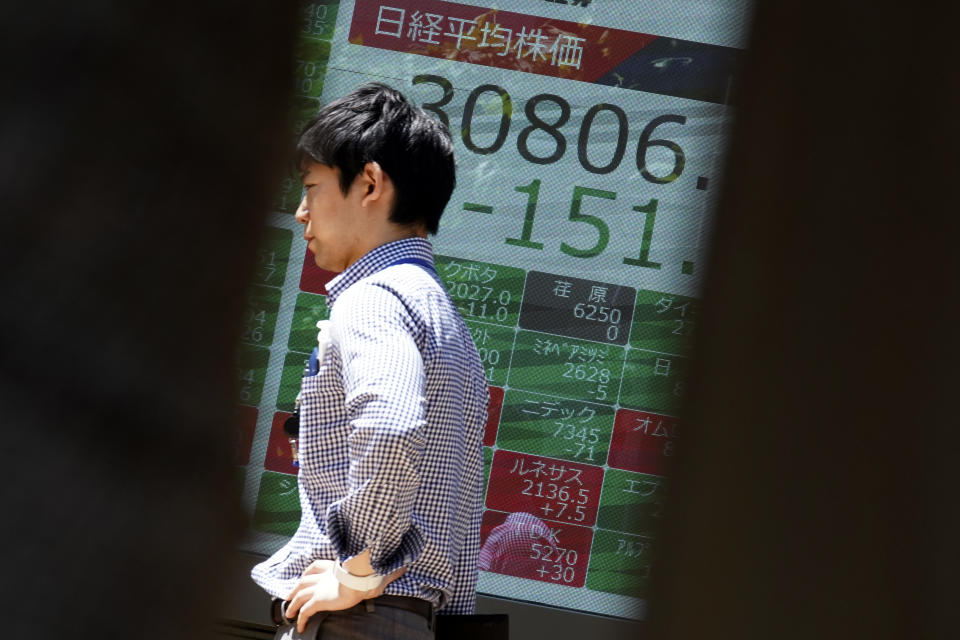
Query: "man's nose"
295 197 309 224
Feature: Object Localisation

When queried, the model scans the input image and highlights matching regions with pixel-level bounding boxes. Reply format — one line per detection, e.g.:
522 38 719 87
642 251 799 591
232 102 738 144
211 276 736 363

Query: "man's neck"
343 225 426 271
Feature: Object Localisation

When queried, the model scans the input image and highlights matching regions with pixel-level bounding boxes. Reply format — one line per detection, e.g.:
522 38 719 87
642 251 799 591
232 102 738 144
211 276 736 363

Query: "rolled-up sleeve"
324 282 427 575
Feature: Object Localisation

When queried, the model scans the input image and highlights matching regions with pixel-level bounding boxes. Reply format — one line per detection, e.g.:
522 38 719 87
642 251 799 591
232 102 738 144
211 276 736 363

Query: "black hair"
296 83 455 235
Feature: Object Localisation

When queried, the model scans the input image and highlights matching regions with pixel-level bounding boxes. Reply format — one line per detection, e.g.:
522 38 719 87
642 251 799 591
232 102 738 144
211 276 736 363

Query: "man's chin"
312 254 338 273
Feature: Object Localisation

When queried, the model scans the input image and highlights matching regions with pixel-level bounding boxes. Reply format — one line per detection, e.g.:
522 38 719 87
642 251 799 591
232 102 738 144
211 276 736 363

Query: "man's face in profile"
296 162 364 273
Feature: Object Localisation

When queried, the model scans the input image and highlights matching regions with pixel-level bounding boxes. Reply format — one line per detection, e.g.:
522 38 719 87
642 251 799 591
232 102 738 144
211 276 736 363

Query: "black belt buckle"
270 598 291 626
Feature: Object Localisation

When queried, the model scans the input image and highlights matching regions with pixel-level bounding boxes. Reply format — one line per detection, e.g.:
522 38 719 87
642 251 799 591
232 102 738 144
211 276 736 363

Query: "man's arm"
282 282 427 630
326 281 428 572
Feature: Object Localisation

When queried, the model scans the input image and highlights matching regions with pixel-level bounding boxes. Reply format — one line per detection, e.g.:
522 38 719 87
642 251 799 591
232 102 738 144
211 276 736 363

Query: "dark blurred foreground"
1 2 957 640
649 3 959 640
1 2 299 638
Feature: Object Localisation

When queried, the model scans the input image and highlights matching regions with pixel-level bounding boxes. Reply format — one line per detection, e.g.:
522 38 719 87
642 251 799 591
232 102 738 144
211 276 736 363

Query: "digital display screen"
235 0 751 620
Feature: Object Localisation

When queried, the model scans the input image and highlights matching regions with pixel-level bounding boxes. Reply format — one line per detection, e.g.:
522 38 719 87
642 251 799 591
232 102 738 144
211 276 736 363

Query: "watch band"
333 561 384 591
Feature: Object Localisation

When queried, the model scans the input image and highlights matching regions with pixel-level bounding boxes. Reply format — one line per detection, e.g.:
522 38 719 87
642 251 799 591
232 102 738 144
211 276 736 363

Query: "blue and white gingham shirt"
252 237 488 614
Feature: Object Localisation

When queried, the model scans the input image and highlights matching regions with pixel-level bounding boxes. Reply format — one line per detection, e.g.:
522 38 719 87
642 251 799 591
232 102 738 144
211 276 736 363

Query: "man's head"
296 83 455 233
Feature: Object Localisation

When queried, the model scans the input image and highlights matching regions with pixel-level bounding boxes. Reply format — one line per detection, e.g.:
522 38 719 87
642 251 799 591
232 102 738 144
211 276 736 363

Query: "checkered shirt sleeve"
324 279 429 572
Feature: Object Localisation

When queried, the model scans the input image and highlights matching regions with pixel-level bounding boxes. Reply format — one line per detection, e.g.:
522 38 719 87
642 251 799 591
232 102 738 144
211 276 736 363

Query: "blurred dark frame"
649 3 959 639
2 1 957 640
1 2 301 638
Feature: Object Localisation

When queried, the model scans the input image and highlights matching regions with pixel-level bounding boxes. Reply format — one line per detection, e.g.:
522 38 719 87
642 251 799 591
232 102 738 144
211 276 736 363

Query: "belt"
371 594 435 630
271 595 435 631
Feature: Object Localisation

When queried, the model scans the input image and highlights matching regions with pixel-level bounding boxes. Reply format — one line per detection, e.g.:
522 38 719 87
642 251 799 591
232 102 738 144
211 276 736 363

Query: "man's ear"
358 162 387 208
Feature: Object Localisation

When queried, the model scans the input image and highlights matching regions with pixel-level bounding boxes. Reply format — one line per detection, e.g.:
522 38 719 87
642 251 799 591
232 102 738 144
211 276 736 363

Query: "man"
251 83 489 639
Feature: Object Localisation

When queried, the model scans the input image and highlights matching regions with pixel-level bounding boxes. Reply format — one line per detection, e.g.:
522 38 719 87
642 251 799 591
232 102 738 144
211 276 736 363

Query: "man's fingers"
288 585 316 621
285 581 314 621
286 577 305 603
285 562 383 631
296 606 308 633
287 571 323 603
285 578 307 607
297 599 320 633
285 585 300 606
283 597 300 622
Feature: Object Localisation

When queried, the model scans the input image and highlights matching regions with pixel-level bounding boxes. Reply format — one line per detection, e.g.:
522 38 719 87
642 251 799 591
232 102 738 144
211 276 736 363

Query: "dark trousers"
273 601 434 640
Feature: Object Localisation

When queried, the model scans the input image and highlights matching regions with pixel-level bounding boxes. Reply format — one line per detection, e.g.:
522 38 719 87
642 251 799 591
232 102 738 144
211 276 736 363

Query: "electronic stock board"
234 0 752 620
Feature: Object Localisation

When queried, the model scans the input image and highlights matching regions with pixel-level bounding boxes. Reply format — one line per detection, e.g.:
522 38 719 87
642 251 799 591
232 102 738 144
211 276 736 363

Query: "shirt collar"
325 237 435 308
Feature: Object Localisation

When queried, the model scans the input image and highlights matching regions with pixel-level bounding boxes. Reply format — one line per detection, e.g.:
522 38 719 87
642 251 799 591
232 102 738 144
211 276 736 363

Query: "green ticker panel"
240 285 282 349
293 38 332 99
465 320 514 387
596 468 667 537
300 1 339 41
252 471 301 537
630 290 699 356
435 256 525 328
496 389 614 465
236 344 269 408
618 349 688 415
272 172 304 215
586 530 655 598
252 227 293 288
276 350 310 412
508 331 625 404
287 292 331 354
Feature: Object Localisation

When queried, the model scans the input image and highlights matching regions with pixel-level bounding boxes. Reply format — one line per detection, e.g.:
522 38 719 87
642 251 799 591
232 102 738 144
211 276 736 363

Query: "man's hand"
284 560 406 633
